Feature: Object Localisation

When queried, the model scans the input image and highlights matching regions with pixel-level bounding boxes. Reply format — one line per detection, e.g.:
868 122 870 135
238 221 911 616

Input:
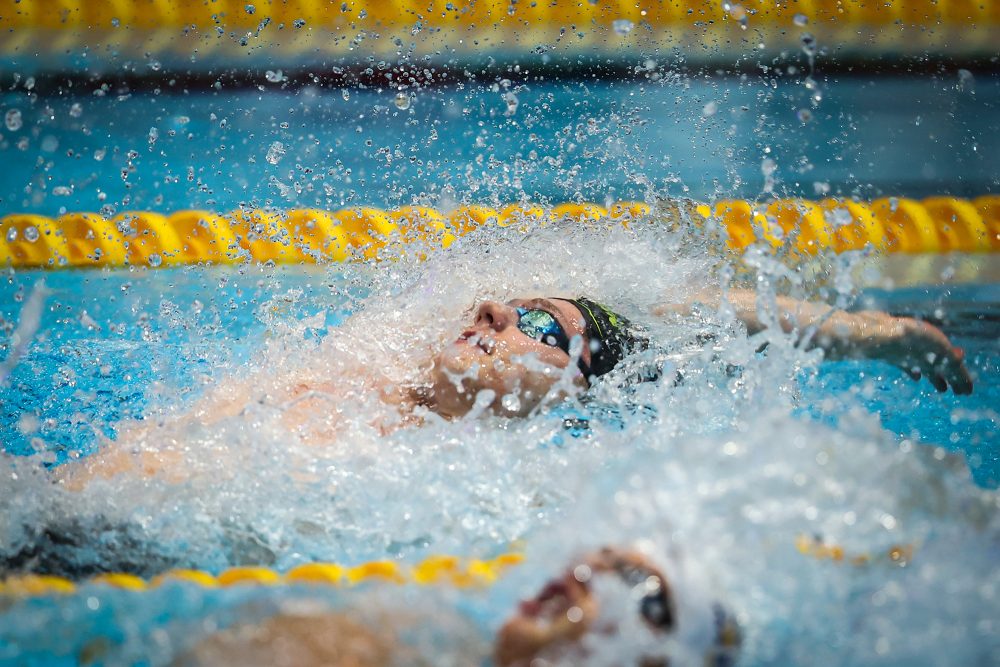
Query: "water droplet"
4 109 22 132
342 89 351 101
266 141 286 165
501 393 521 413
52 185 72 196
69 102 83 118
957 68 974 92
793 13 808 27
245 3 255 14
800 32 816 57
394 91 411 110
612 19 634 36
726 3 748 28
796 108 813 123
24 226 39 242
147 253 163 267
502 91 519 116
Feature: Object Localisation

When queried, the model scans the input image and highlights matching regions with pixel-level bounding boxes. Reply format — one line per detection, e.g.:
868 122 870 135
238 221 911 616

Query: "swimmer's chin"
434 342 485 374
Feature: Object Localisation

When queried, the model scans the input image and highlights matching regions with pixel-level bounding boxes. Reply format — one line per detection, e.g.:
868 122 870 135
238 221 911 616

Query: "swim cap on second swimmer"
556 297 647 380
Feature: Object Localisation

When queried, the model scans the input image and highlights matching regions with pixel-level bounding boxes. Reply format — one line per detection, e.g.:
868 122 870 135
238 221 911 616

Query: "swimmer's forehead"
508 297 586 340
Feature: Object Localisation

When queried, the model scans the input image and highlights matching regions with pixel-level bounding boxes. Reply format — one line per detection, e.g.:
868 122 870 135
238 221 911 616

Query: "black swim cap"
555 297 649 381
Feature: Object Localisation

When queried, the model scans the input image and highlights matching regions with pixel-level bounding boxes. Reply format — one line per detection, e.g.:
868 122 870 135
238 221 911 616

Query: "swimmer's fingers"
873 318 973 395
901 323 973 395
936 346 973 395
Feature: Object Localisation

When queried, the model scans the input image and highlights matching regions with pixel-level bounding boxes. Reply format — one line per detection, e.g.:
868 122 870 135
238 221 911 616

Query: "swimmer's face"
430 298 591 418
494 548 676 667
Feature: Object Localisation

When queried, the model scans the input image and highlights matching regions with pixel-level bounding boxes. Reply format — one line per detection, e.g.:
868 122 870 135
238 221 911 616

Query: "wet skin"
430 298 592 418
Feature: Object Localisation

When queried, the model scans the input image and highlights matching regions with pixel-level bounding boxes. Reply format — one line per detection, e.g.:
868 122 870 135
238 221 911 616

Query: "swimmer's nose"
475 300 516 332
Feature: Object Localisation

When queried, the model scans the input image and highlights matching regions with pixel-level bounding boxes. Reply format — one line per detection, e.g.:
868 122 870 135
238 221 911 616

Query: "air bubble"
702 101 718 117
796 108 812 123
265 70 285 83
394 91 411 110
147 253 163 268
52 186 72 196
244 3 255 14
342 89 351 101
5 227 17 242
69 103 83 118
793 13 808 27
24 226 39 242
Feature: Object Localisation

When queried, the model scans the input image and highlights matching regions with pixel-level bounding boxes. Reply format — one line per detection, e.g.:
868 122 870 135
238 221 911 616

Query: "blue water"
0 76 997 216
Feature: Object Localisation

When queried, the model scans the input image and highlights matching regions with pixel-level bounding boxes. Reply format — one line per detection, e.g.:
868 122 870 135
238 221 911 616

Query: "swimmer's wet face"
494 548 677 667
430 298 591 418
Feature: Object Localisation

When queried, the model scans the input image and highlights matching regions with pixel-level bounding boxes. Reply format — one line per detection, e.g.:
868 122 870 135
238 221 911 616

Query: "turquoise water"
1 268 997 485
1 76 997 216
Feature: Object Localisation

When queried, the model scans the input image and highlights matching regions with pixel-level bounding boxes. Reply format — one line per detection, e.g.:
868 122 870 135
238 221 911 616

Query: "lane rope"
0 552 526 597
2 197 997 269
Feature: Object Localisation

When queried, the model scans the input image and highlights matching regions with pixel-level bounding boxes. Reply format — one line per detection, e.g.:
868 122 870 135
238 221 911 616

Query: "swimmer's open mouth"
518 577 572 618
458 331 496 354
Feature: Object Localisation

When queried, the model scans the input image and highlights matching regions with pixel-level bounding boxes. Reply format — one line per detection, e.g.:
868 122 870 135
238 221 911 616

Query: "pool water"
1 265 997 484
1 75 998 216
1 66 998 667
0 218 997 666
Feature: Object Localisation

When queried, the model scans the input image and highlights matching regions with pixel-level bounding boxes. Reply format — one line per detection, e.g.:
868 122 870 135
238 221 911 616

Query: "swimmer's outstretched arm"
662 289 973 394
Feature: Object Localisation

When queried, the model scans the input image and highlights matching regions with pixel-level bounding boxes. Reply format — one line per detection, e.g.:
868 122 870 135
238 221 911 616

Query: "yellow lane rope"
3 1 997 33
0 536 917 598
0 552 526 597
1 1 997 61
1 197 997 269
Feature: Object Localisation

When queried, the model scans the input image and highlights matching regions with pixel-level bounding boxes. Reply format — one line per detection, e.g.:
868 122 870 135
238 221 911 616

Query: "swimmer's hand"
831 311 973 395
664 290 973 395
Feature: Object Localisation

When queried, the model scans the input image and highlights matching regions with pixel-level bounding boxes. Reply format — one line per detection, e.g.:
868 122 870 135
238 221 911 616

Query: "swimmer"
495 546 741 667
172 546 735 667
58 289 972 487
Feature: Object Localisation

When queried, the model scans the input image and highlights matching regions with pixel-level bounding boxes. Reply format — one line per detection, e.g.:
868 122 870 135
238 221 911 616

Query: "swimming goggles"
515 307 572 353
613 561 675 630
515 307 592 381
